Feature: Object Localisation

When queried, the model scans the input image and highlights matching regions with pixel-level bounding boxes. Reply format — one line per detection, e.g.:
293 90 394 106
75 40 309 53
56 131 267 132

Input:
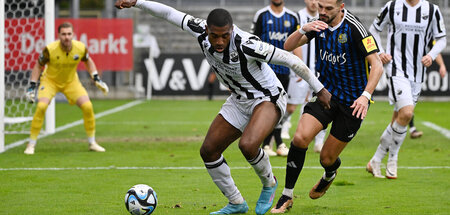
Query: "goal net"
1 0 55 153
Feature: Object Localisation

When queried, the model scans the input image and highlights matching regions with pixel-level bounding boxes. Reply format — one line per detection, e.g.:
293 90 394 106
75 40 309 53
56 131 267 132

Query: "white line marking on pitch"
2 100 145 153
0 166 448 171
422 121 450 139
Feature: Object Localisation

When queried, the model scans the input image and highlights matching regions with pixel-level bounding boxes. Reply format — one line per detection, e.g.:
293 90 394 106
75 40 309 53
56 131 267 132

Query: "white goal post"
1 0 55 153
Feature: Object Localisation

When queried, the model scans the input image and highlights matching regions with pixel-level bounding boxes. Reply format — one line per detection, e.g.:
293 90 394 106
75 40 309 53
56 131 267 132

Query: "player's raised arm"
115 0 187 30
241 39 330 109
284 20 327 51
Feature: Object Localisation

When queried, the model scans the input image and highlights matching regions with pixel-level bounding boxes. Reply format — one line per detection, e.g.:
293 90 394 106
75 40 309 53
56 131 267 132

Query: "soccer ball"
124 184 158 215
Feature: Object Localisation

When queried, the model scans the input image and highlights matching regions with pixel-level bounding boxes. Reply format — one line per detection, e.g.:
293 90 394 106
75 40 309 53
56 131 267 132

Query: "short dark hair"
207 8 233 27
58 22 73 33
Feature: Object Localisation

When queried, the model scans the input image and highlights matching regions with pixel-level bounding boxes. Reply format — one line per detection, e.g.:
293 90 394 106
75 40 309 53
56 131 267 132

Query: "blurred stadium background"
4 0 449 99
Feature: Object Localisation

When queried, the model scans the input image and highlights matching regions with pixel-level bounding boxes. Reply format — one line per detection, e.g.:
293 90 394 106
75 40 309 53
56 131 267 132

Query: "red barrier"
5 18 133 71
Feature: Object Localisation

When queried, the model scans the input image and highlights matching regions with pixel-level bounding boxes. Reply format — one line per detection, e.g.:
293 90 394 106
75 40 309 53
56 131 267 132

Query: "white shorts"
287 77 312 105
388 76 422 111
219 91 288 132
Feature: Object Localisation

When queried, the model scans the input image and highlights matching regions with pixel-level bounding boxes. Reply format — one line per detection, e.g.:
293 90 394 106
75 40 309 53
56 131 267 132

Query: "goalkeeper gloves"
25 81 37 103
92 71 109 95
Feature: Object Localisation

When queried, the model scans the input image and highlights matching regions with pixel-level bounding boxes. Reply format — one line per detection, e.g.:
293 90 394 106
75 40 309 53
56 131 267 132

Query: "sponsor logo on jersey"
319 49 347 65
284 20 291 28
338 33 347 43
362 36 377 53
268 31 288 41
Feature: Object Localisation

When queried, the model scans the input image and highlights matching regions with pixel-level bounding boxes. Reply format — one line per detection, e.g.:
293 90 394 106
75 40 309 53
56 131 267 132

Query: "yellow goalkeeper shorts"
38 76 88 105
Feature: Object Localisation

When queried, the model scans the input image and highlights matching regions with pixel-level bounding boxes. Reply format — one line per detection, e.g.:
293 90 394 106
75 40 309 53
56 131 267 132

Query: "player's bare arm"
284 20 327 51
350 52 383 119
435 54 447 78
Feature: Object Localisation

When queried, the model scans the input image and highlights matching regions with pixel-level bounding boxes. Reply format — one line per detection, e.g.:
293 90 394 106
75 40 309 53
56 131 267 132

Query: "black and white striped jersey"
373 0 446 83
298 8 319 75
181 15 284 99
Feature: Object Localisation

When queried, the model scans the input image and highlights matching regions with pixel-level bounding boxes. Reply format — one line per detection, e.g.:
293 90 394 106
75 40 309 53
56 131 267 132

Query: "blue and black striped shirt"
306 9 379 105
252 6 299 75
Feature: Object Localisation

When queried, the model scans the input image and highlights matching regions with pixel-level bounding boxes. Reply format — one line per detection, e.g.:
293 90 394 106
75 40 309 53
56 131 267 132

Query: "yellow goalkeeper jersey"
38 40 89 86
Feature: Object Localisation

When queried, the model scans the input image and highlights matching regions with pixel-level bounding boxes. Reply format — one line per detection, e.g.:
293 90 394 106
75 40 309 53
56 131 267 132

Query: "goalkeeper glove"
25 81 37 103
92 71 109 95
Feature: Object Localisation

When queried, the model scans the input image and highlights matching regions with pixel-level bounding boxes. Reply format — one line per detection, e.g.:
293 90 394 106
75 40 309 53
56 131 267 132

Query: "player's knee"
292 133 310 148
286 105 296 114
80 101 94 114
319 156 335 167
36 102 48 114
398 109 414 123
200 143 217 161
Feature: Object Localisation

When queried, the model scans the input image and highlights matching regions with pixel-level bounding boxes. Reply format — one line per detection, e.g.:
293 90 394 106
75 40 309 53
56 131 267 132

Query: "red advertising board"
5 18 133 71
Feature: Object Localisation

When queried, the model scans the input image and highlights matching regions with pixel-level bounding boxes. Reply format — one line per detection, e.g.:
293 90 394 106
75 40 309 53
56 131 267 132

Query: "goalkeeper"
24 22 109 155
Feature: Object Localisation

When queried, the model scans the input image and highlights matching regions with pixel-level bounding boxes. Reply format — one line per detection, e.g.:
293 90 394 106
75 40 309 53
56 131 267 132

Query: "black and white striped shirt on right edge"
373 0 446 83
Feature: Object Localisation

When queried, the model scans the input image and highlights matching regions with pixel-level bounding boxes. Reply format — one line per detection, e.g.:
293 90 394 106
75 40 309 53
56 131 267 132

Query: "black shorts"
303 99 363 142
275 73 290 93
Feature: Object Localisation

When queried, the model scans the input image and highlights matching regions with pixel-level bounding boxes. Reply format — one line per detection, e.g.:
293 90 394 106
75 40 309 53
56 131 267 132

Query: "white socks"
88 137 96 144
389 121 407 161
248 148 276 187
282 188 294 198
29 139 37 146
205 155 244 204
372 121 407 163
372 123 392 162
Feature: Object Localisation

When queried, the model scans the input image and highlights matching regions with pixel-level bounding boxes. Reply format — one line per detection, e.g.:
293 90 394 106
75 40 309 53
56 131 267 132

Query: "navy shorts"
303 99 364 142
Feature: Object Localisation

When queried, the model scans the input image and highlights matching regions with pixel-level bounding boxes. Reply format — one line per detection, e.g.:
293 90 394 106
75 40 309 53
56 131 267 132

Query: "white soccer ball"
124 184 158 215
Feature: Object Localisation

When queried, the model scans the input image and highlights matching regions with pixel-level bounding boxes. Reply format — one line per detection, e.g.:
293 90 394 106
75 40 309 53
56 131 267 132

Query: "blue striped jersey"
306 9 379 106
251 6 299 75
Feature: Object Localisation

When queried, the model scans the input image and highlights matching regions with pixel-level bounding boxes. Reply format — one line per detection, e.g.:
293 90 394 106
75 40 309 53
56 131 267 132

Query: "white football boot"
263 145 277 157
24 143 36 155
276 143 289 156
386 160 398 179
89 142 106 152
366 159 385 178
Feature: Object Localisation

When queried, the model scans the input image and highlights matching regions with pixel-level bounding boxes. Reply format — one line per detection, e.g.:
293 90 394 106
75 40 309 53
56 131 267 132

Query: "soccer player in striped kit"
251 0 300 157
366 0 446 179
271 0 383 212
116 0 331 214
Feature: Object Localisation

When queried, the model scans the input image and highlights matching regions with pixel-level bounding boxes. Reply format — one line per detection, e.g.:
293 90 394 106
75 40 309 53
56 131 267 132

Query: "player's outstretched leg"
309 158 340 199
367 123 393 178
206 155 248 214
248 148 278 214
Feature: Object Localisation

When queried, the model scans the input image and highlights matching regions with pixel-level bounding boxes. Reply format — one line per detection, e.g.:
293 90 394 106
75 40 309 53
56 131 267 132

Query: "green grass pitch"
1 99 449 214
